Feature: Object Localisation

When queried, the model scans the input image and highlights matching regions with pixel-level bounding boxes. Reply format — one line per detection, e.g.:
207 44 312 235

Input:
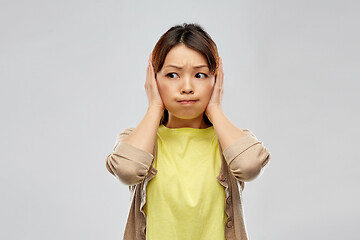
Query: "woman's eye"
196 73 208 79
166 72 208 79
166 73 178 79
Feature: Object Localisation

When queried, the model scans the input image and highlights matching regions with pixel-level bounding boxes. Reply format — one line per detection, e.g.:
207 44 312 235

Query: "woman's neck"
165 115 211 129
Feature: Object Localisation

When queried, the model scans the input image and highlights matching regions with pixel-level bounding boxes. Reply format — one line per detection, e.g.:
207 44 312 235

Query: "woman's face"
156 44 215 122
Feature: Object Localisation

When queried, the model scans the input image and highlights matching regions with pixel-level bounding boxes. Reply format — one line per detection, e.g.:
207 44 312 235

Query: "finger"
145 60 150 88
216 60 221 88
147 54 151 83
214 63 221 96
149 53 153 68
149 59 155 81
148 61 157 92
220 58 224 91
216 57 221 82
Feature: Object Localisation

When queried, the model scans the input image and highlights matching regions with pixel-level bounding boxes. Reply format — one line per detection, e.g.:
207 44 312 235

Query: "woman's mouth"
178 100 198 104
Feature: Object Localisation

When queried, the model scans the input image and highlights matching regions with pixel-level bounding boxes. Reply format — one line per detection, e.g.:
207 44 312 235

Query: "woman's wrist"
148 104 165 117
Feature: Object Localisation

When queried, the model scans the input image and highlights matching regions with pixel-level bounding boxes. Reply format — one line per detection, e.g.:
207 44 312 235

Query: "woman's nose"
181 77 194 94
181 88 193 94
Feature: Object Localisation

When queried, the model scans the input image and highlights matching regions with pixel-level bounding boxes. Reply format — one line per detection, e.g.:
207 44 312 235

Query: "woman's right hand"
145 53 165 111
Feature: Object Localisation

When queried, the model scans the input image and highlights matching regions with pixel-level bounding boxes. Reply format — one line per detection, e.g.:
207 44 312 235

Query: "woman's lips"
178 100 198 104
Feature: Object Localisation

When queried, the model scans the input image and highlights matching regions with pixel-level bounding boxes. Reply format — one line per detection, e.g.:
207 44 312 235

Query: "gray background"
1 0 359 239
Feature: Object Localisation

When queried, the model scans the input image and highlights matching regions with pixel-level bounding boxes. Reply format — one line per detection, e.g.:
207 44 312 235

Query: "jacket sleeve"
222 129 271 182
105 128 154 186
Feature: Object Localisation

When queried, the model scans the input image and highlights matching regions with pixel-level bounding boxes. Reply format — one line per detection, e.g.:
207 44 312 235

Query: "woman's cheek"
206 83 214 97
158 83 171 103
156 78 165 95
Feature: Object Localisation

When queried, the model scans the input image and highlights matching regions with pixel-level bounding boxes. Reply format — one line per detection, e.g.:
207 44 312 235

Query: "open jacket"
106 127 271 240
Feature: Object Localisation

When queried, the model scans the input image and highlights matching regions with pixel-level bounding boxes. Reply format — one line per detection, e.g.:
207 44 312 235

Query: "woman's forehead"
164 48 208 66
163 64 209 70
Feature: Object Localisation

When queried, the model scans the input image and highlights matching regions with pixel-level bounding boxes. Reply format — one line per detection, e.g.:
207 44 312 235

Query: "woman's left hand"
205 57 224 121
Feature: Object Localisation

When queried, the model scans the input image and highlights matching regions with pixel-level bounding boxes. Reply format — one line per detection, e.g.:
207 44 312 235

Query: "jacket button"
226 197 231 204
226 220 233 228
219 174 226 181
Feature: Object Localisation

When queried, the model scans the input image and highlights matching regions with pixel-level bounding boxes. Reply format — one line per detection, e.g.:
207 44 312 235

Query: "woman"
106 23 271 240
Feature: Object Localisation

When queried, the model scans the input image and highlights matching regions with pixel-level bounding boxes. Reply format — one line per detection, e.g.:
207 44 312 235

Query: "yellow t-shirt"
144 124 227 240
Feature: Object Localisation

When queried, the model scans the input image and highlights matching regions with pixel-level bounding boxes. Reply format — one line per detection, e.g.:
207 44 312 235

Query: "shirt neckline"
158 123 214 136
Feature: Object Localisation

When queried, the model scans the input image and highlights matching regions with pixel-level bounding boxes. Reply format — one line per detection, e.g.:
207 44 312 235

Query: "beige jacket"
106 127 271 240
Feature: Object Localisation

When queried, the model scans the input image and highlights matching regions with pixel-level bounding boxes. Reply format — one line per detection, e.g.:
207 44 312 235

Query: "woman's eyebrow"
164 64 209 69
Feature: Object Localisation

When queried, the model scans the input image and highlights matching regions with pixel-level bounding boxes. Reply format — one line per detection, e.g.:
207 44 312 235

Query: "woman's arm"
105 105 163 185
122 105 163 154
208 107 271 182
106 53 165 186
206 58 271 182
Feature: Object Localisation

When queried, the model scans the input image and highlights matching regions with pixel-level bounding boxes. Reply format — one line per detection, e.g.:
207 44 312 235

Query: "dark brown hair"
151 23 220 126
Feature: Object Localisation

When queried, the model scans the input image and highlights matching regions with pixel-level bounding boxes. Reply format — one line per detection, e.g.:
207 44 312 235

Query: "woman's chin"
167 110 206 120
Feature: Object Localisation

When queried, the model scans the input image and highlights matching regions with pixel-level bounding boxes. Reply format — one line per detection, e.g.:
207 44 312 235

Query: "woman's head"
151 23 220 127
